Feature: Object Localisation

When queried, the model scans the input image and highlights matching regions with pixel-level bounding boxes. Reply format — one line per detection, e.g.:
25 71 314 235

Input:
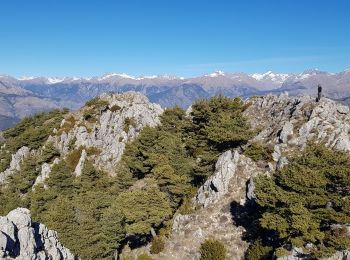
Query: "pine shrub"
199 239 226 260
150 236 165 254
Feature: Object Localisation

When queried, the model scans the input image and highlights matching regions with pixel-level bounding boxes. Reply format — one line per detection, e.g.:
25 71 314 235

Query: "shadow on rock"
230 200 262 243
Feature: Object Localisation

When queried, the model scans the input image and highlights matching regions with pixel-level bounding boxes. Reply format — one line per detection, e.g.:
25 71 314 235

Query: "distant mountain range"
1 69 350 130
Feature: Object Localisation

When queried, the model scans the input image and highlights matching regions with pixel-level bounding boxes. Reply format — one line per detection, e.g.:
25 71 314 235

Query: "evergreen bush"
199 239 227 260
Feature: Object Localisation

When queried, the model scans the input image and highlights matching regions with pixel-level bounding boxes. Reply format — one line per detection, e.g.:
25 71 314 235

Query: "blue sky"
0 0 349 77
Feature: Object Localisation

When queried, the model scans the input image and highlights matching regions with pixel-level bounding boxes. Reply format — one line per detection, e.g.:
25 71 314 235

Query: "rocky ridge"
244 93 350 167
1 93 350 259
50 92 163 173
1 92 163 187
134 94 350 260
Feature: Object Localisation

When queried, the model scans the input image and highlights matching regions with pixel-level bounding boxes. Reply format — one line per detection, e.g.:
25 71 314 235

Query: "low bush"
57 116 76 135
137 253 154 260
199 239 226 260
246 240 273 260
150 236 165 254
243 142 273 162
85 97 109 108
65 147 83 170
110 104 122 112
123 117 136 132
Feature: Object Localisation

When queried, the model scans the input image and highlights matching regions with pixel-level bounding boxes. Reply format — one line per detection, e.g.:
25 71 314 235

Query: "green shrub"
254 143 350 258
115 184 172 236
40 142 60 163
150 236 165 254
83 108 97 123
57 115 76 135
243 143 273 162
137 253 154 260
86 146 101 156
246 240 273 260
199 239 226 260
85 97 109 108
110 104 122 112
274 247 290 258
65 147 83 170
0 109 66 172
123 117 136 132
177 196 195 215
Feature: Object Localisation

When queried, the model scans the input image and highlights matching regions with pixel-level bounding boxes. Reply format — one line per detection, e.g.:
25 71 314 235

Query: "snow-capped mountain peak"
206 70 225 77
99 73 136 81
251 71 289 83
18 76 39 81
47 77 65 84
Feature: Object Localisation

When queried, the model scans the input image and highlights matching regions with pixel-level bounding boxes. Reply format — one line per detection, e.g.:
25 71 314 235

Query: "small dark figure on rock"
316 85 322 102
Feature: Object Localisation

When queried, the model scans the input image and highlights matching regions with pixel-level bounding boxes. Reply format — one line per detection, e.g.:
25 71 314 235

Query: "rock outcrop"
157 154 265 260
0 208 74 259
276 247 350 260
33 158 60 187
0 146 30 184
50 92 163 173
195 150 240 207
244 94 350 166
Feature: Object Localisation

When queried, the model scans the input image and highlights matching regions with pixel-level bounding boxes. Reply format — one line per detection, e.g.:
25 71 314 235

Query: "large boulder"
0 208 74 259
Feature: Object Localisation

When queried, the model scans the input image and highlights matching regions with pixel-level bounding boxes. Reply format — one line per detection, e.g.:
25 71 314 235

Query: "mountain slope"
1 92 350 259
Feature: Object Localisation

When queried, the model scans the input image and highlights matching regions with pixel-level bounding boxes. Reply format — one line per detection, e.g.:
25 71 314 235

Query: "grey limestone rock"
52 92 163 173
195 150 240 207
0 208 74 260
74 149 87 176
0 146 30 184
33 158 60 188
276 247 350 260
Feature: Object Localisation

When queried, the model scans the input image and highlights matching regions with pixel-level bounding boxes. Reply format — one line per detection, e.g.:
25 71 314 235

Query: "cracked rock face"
195 150 240 207
244 94 350 165
0 208 74 260
51 92 163 173
159 154 264 260
0 146 30 184
33 158 60 188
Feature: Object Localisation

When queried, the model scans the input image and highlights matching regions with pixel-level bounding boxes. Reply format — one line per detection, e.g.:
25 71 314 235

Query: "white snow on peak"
18 76 38 81
298 69 325 80
99 73 136 81
47 77 64 84
141 75 158 79
251 71 289 83
206 70 225 77
98 73 181 81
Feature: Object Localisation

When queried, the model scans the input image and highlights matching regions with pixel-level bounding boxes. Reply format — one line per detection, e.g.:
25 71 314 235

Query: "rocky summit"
0 92 350 259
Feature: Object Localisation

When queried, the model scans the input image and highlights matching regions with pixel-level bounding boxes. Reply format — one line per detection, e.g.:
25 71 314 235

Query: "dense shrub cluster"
248 144 350 258
243 142 273 162
0 109 67 173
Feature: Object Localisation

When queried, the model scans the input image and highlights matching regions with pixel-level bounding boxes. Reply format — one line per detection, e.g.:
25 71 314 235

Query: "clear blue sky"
0 0 349 77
